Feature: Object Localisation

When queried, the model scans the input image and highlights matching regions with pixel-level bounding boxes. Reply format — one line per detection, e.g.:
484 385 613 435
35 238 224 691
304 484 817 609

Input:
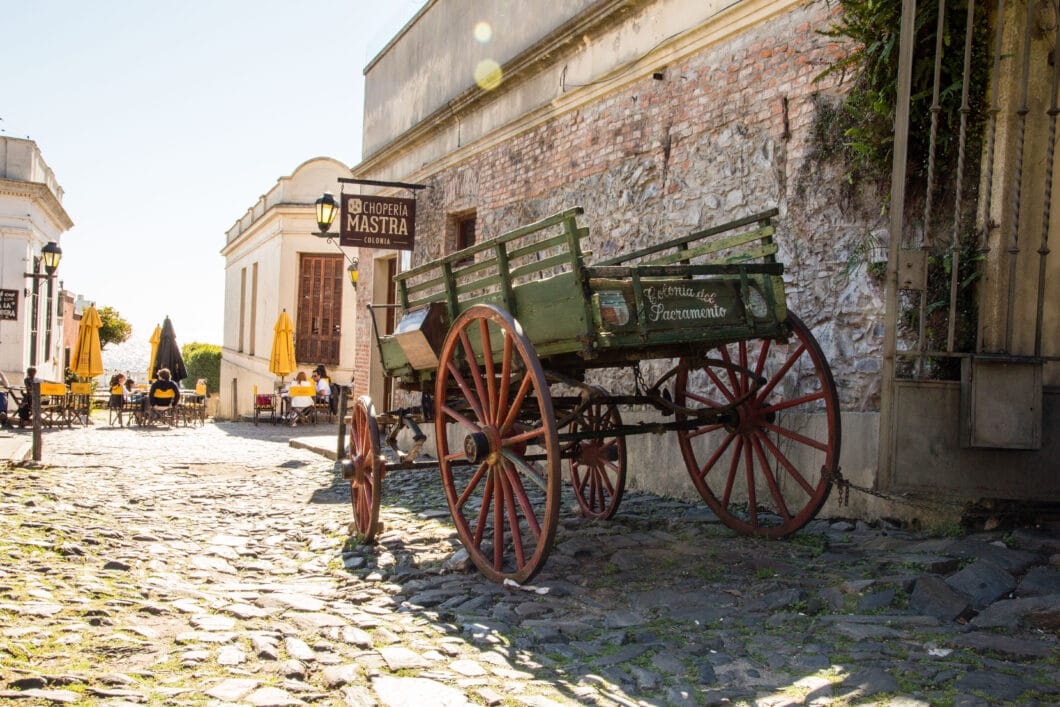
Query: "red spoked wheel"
347 395 383 542
435 305 560 584
675 312 840 537
568 403 626 519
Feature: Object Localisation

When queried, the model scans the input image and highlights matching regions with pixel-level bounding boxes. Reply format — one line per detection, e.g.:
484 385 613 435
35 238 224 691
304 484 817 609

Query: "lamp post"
24 241 62 462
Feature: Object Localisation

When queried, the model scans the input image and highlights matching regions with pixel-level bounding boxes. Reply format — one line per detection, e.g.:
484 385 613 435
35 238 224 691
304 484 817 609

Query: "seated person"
126 378 144 404
0 369 10 429
148 368 181 409
285 371 314 426
109 373 128 407
17 366 39 427
312 367 330 404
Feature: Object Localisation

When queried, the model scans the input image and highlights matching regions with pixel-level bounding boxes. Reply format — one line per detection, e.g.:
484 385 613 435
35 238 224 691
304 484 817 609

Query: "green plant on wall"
815 0 990 368
815 0 991 191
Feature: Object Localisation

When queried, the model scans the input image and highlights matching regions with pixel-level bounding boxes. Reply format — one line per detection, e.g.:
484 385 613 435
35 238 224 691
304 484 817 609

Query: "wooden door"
297 254 343 364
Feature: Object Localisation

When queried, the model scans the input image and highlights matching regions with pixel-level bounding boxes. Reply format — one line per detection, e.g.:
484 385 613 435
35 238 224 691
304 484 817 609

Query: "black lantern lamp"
347 257 359 288
41 241 62 275
315 192 338 234
314 190 363 288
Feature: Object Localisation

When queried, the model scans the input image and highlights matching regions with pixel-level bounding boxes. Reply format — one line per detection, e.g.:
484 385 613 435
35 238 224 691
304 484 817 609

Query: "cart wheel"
435 304 561 583
347 395 383 542
675 312 840 537
568 403 626 519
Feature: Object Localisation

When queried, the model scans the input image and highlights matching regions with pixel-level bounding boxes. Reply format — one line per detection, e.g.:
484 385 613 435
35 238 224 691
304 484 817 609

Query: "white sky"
1 0 426 346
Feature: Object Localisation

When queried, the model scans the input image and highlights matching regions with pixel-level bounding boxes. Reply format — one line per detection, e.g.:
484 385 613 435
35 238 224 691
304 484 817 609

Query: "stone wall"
380 0 884 411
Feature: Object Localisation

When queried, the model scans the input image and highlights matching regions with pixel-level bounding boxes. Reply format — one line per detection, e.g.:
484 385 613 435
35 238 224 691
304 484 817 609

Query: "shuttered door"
296 254 343 364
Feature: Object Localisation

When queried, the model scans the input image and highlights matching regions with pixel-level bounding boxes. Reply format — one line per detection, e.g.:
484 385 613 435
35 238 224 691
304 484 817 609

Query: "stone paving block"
909 574 972 621
946 539 1039 574
1015 565 1060 597
944 559 1016 608
952 670 1031 702
950 630 1054 658
969 593 1060 628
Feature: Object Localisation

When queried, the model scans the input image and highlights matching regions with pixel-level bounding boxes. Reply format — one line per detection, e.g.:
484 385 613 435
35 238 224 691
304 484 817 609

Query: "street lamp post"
313 192 358 457
24 241 62 462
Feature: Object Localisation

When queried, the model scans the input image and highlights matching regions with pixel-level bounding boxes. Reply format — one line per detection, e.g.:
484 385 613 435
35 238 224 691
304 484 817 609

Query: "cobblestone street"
0 421 1058 706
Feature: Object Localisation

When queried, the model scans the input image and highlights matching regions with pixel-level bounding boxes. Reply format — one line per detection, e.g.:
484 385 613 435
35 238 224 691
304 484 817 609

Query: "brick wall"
356 0 883 411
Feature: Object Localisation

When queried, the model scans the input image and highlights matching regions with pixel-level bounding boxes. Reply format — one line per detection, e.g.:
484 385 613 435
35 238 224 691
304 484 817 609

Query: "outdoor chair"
108 385 127 426
312 378 333 424
253 390 277 425
287 384 317 426
38 382 71 428
68 382 92 426
142 388 179 427
181 381 207 427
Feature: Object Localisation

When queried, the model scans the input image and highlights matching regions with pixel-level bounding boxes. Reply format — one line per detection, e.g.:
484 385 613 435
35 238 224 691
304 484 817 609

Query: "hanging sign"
0 289 18 320
340 194 416 251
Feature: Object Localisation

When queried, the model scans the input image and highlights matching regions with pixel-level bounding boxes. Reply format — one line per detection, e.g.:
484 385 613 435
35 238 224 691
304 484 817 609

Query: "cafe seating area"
253 382 337 426
1 380 212 430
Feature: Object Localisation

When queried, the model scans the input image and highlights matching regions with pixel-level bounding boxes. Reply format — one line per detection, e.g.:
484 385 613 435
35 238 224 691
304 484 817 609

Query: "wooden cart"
343 207 840 583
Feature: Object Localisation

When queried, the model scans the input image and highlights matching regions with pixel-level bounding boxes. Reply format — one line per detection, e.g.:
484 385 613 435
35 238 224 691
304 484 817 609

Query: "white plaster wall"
219 157 356 418
0 138 73 382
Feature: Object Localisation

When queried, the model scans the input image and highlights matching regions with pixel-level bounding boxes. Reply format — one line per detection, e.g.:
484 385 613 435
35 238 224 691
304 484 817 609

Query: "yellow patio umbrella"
269 309 297 381
70 305 104 378
147 324 162 382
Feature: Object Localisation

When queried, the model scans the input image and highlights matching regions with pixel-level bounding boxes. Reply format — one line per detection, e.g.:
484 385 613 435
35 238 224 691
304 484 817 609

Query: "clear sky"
1 0 425 348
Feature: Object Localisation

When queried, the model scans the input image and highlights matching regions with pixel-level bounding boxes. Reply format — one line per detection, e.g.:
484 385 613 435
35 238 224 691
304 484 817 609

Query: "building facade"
0 137 73 384
348 0 1059 521
218 157 357 419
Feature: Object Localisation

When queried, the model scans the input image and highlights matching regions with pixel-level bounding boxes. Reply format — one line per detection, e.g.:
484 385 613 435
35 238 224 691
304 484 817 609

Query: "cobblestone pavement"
1 421 1058 706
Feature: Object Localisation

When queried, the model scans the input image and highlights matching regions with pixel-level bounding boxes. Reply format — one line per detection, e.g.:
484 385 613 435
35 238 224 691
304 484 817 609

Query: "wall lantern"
315 192 338 234
347 257 359 288
41 241 62 275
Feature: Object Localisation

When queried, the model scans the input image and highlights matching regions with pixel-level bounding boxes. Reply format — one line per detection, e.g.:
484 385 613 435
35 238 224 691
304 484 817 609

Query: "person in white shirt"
312 366 330 404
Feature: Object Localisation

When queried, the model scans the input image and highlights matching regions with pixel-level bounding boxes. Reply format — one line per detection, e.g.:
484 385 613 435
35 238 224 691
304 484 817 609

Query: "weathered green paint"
378 207 788 384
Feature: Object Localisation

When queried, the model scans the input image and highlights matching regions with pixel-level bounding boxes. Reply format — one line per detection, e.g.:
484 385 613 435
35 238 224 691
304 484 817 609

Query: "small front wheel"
347 396 383 542
568 403 626 519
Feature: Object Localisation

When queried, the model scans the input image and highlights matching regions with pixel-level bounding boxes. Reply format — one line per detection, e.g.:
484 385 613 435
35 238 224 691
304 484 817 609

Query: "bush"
182 342 221 394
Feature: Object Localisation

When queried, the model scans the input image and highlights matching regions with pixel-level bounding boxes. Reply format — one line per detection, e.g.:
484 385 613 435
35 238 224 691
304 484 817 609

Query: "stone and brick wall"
355 0 883 413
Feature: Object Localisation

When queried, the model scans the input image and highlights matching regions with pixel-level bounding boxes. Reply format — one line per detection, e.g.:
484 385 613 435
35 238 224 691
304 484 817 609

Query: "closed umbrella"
71 305 104 378
147 324 162 381
152 316 187 384
269 309 296 382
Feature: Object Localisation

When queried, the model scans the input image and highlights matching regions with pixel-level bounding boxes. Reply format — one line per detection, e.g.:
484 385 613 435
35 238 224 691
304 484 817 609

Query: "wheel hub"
464 431 490 463
574 440 617 465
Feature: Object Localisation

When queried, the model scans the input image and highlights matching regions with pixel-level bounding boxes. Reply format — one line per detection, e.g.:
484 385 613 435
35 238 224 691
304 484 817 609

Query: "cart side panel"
588 274 787 352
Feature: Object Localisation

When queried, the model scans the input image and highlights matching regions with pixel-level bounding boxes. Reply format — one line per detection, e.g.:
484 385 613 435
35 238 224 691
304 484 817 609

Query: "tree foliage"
98 306 132 350
182 342 221 394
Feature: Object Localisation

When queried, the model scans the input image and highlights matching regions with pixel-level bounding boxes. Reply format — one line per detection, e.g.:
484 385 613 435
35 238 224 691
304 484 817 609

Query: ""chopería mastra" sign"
340 194 416 250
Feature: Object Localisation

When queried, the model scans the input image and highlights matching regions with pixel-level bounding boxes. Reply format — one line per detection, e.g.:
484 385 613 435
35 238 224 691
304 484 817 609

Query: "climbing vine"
814 0 991 195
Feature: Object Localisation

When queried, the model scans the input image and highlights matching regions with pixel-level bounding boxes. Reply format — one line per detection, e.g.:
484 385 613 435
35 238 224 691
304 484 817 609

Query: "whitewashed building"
218 157 358 419
0 137 73 384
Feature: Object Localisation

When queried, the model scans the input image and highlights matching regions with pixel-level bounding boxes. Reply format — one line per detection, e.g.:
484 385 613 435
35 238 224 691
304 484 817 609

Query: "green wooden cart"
342 207 840 583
